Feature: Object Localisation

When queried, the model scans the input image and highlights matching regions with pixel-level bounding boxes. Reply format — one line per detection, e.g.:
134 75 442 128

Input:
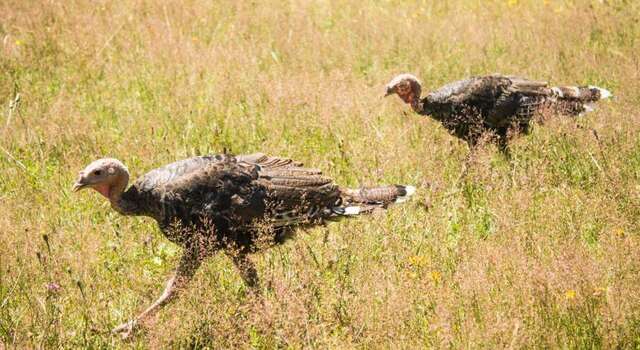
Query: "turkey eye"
93 170 102 176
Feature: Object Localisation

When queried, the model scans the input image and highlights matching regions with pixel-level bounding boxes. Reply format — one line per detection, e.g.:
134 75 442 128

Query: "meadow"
1 0 640 348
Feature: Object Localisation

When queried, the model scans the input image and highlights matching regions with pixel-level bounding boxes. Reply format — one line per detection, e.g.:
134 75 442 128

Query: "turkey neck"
410 97 425 114
108 172 135 215
413 97 446 122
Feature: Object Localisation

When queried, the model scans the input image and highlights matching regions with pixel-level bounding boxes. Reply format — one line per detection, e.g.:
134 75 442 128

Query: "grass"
1 0 640 347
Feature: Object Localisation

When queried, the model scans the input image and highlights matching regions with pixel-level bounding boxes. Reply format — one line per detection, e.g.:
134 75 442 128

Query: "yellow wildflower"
565 289 576 300
430 270 442 285
408 255 427 268
614 228 625 237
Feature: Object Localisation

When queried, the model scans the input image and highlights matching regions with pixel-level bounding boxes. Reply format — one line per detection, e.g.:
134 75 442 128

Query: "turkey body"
415 74 609 147
78 152 414 337
117 153 407 255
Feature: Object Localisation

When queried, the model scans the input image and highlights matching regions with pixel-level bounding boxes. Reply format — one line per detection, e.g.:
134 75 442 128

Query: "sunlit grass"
1 0 640 347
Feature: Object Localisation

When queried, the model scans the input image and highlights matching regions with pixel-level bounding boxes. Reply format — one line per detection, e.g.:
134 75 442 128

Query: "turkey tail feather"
550 85 612 102
547 84 612 115
332 185 416 217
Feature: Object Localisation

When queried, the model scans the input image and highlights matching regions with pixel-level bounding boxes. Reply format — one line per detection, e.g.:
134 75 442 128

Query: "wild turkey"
72 153 415 338
385 73 612 152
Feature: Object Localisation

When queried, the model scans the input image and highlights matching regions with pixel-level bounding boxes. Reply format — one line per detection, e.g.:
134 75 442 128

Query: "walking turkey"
384 73 612 152
72 153 415 338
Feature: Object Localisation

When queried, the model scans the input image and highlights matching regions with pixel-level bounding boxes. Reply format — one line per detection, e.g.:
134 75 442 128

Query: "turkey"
385 73 612 152
72 152 415 338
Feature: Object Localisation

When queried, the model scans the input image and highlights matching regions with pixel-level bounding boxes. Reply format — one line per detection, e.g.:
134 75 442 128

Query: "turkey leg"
112 248 202 339
228 251 259 289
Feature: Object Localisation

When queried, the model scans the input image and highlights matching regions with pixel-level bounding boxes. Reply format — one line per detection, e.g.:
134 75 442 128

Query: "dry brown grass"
1 0 640 348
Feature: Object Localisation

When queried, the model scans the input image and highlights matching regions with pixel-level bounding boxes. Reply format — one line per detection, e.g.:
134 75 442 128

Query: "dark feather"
117 153 413 253
418 74 607 147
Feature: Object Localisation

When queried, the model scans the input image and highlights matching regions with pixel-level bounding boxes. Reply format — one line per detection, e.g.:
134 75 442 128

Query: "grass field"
1 0 640 348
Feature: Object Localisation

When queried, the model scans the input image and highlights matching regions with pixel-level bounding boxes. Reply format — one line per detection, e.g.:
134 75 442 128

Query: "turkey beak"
72 175 88 192
384 87 393 97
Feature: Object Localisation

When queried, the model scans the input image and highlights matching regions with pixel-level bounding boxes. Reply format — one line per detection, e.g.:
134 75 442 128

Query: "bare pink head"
385 73 423 105
72 158 129 201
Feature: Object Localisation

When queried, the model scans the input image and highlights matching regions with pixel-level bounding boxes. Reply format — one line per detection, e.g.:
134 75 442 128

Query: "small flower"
593 287 607 296
565 289 576 300
46 282 61 294
430 270 442 285
614 228 625 237
408 255 427 267
15 40 23 46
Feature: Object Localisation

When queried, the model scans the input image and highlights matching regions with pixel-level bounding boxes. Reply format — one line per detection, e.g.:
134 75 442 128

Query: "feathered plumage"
385 73 612 149
73 153 415 337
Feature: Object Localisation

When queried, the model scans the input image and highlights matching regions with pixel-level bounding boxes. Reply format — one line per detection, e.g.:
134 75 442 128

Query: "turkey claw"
112 320 137 339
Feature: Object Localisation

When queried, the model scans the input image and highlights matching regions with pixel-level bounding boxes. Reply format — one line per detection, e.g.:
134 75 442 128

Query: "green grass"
2 0 640 348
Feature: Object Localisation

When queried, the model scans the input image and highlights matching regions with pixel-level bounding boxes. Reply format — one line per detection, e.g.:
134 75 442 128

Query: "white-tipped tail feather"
395 185 416 203
578 103 596 116
334 184 416 217
589 85 612 99
342 206 362 215
551 87 564 98
583 103 595 113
